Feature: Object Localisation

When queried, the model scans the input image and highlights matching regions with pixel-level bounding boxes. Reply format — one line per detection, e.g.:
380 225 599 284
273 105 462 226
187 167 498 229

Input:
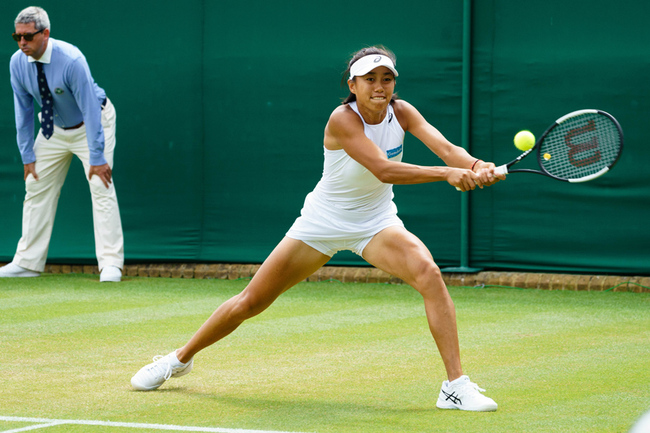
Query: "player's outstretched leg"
131 237 331 391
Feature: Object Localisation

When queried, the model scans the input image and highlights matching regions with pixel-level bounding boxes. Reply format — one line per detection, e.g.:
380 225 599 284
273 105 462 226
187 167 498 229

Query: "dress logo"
387 144 402 159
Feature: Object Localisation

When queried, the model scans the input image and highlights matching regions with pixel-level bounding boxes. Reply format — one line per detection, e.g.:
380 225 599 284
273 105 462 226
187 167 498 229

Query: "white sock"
449 375 467 386
169 350 185 365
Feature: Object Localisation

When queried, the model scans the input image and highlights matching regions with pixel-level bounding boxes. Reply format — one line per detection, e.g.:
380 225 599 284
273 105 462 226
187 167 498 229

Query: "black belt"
63 121 84 130
61 98 107 129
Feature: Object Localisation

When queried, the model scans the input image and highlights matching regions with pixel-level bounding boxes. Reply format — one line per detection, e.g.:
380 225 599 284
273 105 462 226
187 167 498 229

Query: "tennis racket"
458 109 623 190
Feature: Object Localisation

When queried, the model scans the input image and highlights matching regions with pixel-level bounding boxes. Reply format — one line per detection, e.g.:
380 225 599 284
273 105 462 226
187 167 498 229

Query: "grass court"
1 274 649 432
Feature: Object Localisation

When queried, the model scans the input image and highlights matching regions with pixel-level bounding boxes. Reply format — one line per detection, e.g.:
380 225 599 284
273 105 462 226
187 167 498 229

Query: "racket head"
535 109 623 182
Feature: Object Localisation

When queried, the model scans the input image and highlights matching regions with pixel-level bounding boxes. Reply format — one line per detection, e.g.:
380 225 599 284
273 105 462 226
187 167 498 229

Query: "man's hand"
88 163 112 188
24 162 39 181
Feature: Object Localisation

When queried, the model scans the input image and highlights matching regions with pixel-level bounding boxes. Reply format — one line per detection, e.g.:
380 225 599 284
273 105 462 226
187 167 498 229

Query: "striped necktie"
36 62 54 139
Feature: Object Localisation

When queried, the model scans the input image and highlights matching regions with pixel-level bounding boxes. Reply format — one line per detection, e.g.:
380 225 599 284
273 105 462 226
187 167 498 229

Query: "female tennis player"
132 46 503 411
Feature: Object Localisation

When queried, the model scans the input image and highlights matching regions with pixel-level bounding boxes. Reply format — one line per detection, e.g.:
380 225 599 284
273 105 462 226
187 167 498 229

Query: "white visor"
349 54 398 80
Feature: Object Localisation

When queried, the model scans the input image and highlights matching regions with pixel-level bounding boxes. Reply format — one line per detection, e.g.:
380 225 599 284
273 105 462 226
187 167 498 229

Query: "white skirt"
286 191 404 242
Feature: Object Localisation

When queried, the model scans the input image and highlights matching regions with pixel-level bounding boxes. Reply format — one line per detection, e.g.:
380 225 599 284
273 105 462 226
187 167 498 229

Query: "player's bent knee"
230 292 274 321
411 262 445 295
413 260 441 282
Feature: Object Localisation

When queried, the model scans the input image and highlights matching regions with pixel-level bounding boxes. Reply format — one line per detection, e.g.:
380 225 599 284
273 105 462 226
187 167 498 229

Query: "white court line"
0 416 312 433
0 421 66 433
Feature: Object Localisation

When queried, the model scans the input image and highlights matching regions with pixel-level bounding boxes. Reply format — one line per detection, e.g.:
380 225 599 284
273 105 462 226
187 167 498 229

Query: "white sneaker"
436 375 498 412
0 262 40 278
629 409 650 433
131 351 193 391
100 265 121 282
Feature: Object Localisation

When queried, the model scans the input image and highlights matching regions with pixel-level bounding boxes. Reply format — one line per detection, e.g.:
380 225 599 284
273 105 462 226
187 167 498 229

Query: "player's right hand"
449 168 482 191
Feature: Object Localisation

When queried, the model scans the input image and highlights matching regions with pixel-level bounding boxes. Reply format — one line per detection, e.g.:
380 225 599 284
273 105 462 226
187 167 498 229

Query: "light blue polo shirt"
10 37 108 165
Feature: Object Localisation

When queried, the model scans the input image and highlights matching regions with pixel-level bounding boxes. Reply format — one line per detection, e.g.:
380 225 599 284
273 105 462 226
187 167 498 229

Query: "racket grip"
494 164 508 176
456 163 508 190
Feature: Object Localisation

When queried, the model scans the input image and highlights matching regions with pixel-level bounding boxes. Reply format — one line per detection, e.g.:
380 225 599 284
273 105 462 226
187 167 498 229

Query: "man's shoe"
0 263 40 278
131 351 193 391
100 265 121 282
436 375 498 412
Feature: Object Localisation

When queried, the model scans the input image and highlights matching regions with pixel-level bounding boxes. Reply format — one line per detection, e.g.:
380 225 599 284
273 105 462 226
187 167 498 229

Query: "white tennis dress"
286 101 405 255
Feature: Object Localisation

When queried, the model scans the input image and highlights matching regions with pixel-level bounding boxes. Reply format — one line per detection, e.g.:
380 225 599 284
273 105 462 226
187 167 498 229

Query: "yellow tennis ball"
514 130 535 151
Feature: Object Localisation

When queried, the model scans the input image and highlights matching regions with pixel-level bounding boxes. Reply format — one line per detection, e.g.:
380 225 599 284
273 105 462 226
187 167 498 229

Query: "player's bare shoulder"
326 106 360 133
392 99 418 131
325 104 364 150
328 104 359 126
392 99 418 115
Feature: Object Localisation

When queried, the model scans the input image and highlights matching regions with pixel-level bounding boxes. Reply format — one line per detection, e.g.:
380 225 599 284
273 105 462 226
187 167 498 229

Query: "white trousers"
13 98 124 272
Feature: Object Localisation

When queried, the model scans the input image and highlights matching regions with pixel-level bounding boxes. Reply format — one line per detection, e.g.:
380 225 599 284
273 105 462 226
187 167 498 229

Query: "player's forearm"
438 145 478 170
373 162 455 185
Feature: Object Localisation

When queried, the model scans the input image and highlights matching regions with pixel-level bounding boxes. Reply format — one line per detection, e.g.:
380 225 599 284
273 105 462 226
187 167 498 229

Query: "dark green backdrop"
1 1 648 275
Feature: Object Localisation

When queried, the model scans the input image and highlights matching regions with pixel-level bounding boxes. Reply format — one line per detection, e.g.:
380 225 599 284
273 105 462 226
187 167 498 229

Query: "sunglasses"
12 28 45 42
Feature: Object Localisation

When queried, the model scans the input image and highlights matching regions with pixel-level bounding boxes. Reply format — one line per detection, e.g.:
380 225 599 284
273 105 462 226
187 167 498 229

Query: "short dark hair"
341 46 398 105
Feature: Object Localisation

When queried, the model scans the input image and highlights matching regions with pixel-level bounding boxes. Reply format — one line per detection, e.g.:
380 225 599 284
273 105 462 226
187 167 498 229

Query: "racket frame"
495 109 623 182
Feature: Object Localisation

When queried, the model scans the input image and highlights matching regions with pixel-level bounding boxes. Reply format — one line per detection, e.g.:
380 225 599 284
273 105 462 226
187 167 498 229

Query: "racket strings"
539 113 622 180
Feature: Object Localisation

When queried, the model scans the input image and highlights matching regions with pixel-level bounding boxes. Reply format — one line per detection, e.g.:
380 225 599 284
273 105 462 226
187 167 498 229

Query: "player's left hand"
474 161 505 187
89 163 112 189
